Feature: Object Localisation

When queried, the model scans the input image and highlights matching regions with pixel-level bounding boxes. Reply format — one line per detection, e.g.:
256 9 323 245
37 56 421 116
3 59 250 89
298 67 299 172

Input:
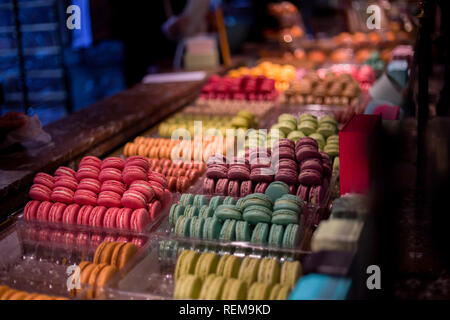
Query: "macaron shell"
24 200 40 221
29 184 52 201
36 201 53 221
131 208 150 232
116 208 132 230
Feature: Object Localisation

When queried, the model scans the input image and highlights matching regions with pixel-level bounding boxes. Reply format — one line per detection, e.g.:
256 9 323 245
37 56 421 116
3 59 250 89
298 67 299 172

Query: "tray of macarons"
101 234 308 300
18 155 174 243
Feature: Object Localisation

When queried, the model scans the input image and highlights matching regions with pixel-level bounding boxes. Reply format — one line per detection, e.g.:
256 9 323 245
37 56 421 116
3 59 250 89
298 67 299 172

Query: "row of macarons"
21 225 147 249
0 286 69 300
24 200 162 232
173 250 301 299
172 189 304 226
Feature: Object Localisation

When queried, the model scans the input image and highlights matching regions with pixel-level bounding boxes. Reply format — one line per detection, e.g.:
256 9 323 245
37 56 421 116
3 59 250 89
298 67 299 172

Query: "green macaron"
242 205 272 224
308 133 326 150
298 113 318 124
169 204 185 227
189 217 205 239
193 194 208 207
265 181 290 203
278 113 297 126
242 193 273 210
223 196 236 205
251 223 269 245
273 194 304 213
209 196 224 210
268 224 285 247
215 204 242 221
317 123 337 138
199 205 214 219
327 134 339 144
272 209 298 225
282 224 299 248
180 194 194 206
175 216 192 237
287 130 305 142
203 217 223 240
184 205 199 218
319 115 338 126
235 220 251 241
219 219 237 241
324 144 339 156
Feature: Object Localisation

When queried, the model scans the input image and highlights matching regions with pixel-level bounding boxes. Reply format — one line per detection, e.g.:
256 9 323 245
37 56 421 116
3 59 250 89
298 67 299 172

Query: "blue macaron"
215 204 242 221
219 219 237 241
203 217 223 240
251 223 269 244
282 224 299 248
235 220 251 241
268 224 285 247
271 209 298 225
265 181 290 203
243 205 272 224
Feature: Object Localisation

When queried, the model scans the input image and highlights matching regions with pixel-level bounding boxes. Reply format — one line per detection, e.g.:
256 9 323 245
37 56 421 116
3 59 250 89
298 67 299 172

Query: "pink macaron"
36 201 53 221
38 229 50 242
131 237 146 248
79 156 102 169
77 178 101 194
149 183 165 201
116 208 132 230
74 189 98 206
149 200 162 221
103 208 120 229
97 191 122 208
121 189 147 209
103 235 117 243
54 176 78 191
161 189 172 209
29 184 52 201
101 157 125 171
123 166 148 185
99 168 123 183
24 200 41 220
130 208 150 232
100 180 126 195
75 165 100 181
50 230 64 243
116 236 130 243
33 173 55 190
89 206 107 227
77 205 94 225
62 232 76 246
51 186 75 204
48 202 67 223
125 156 149 171
90 234 104 249
54 166 77 179
62 203 80 225
149 172 168 189
129 180 155 202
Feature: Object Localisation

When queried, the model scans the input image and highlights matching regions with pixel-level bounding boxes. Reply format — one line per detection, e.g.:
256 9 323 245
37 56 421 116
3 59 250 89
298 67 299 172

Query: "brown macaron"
93 242 117 265
87 263 109 299
93 265 118 299
0 285 9 299
8 291 29 300
111 242 138 269
1 289 18 300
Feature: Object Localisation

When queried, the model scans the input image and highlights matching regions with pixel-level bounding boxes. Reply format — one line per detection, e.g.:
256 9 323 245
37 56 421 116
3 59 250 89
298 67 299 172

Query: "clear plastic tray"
0 219 151 299
102 234 310 300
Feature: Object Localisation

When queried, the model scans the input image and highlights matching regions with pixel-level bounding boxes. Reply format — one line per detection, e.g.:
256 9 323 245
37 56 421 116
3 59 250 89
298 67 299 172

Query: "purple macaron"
300 159 323 174
309 185 325 205
228 164 251 181
207 154 228 166
240 180 253 197
250 167 274 183
228 180 240 197
295 145 321 163
275 168 298 185
298 169 322 186
215 178 229 196
203 178 216 195
296 184 310 201
206 165 228 179
254 182 269 193
273 138 295 150
272 146 295 161
295 137 318 150
275 158 298 171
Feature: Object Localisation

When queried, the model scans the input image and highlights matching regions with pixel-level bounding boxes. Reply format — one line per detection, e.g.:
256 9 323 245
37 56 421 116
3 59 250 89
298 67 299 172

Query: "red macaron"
79 156 103 169
76 232 89 247
101 157 125 171
125 156 149 171
99 168 123 183
89 206 107 227
100 180 126 196
24 200 41 220
54 166 77 179
103 208 120 229
77 205 94 225
116 208 132 230
130 208 150 232
36 201 53 221
62 204 80 225
149 172 168 189
74 189 98 206
75 165 100 181
129 180 155 202
77 178 101 194
29 184 52 201
149 200 162 221
48 202 67 223
123 166 148 185
33 173 55 190
54 176 78 191
121 189 147 209
97 191 122 208
51 187 75 204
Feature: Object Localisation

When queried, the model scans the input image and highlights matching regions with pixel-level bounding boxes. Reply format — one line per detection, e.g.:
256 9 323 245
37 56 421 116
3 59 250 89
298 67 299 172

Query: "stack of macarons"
26 156 172 232
295 137 331 205
21 224 147 249
173 250 302 300
0 285 69 300
323 134 339 158
158 114 234 138
268 113 339 155
170 182 303 248
73 242 138 299
124 136 230 163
